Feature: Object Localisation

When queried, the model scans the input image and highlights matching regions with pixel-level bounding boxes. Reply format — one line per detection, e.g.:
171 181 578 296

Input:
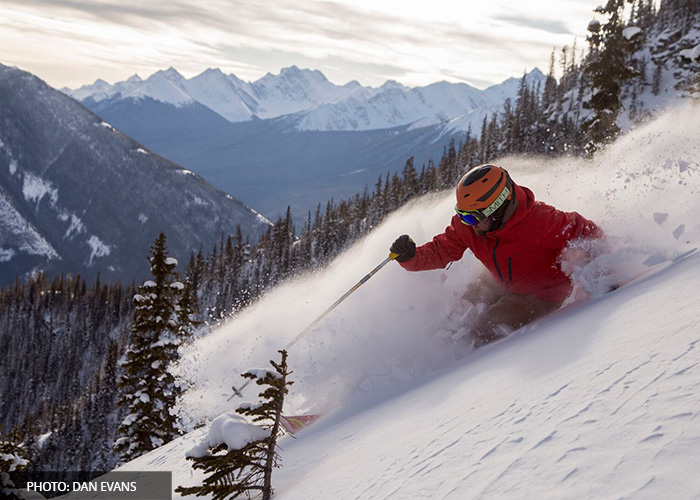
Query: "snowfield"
119 102 700 498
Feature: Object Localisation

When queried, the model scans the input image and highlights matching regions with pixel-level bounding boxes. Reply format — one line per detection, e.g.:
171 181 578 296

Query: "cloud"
495 15 572 35
0 0 593 89
5 0 221 25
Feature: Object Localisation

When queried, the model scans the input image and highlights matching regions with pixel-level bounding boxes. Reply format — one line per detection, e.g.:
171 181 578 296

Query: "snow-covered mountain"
295 79 495 132
63 67 545 219
115 102 700 498
180 69 257 122
65 66 546 133
65 74 143 103
0 63 271 285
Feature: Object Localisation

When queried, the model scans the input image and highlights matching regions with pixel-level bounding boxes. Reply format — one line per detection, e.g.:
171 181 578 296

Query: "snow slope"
279 253 700 499
119 102 700 498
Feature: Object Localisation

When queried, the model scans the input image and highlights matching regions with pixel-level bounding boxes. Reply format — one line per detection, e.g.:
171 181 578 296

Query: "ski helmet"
455 164 514 225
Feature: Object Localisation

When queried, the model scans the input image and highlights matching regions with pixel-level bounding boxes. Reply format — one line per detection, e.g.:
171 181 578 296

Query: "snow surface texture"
123 103 700 498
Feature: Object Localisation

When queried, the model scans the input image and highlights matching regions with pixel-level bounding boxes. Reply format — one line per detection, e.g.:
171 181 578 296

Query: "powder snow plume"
173 102 699 426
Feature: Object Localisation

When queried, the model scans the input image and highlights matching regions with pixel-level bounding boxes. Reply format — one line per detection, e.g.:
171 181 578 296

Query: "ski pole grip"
389 252 400 260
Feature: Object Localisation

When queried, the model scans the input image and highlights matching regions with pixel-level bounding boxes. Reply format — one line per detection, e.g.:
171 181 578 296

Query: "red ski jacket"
400 183 603 303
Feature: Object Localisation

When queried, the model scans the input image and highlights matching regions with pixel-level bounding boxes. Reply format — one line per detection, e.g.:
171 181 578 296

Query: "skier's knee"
471 329 499 349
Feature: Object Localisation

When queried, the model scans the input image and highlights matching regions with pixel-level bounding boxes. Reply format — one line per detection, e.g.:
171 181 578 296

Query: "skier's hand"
390 235 416 263
559 247 589 276
558 238 609 276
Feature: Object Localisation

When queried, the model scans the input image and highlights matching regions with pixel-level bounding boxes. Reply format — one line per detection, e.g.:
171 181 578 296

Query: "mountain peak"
154 67 184 81
527 67 546 82
379 80 405 91
203 67 225 76
279 65 304 76
277 65 330 83
128 69 192 106
194 68 229 83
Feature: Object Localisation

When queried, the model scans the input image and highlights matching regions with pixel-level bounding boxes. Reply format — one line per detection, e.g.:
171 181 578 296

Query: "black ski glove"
390 235 416 263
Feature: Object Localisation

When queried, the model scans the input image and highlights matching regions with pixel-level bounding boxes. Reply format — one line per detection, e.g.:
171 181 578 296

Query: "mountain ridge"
0 63 272 285
64 66 547 133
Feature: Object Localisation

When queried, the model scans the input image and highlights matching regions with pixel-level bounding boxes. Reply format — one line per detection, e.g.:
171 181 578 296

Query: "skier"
390 164 605 348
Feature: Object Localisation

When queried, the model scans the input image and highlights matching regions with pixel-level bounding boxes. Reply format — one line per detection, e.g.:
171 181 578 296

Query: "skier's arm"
560 211 604 243
544 208 607 271
396 215 470 271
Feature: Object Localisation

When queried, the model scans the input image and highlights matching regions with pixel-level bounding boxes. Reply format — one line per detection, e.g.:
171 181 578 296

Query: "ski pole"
231 252 399 398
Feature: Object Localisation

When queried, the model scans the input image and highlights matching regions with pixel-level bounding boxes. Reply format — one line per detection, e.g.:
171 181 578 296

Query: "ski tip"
280 414 321 434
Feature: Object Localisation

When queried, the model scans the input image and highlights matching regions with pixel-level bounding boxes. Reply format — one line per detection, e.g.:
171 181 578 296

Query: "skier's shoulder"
506 185 587 241
519 185 579 223
501 184 544 228
518 185 555 214
522 189 602 241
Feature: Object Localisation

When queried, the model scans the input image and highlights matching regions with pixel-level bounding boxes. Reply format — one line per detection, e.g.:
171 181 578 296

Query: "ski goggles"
455 186 511 226
455 207 487 226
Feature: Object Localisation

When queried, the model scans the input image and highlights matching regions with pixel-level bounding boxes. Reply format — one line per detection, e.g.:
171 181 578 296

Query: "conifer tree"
0 427 29 500
114 232 188 464
176 350 292 500
542 50 558 111
175 280 198 341
582 0 637 153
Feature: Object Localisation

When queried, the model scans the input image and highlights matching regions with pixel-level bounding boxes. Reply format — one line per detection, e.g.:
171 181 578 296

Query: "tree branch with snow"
176 350 293 500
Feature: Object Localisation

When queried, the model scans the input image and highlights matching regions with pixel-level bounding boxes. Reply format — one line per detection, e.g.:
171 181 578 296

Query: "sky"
0 0 600 90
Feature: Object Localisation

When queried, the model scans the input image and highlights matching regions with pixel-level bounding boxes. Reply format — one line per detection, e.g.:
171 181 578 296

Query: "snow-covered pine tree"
1 427 29 499
176 350 292 500
174 279 197 342
582 0 637 153
113 232 191 464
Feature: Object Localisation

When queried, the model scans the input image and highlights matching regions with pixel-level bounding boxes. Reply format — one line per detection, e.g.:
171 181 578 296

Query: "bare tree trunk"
262 352 287 500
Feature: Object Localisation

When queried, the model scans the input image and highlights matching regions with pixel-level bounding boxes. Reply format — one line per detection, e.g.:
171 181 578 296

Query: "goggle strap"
455 185 510 219
481 186 511 218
